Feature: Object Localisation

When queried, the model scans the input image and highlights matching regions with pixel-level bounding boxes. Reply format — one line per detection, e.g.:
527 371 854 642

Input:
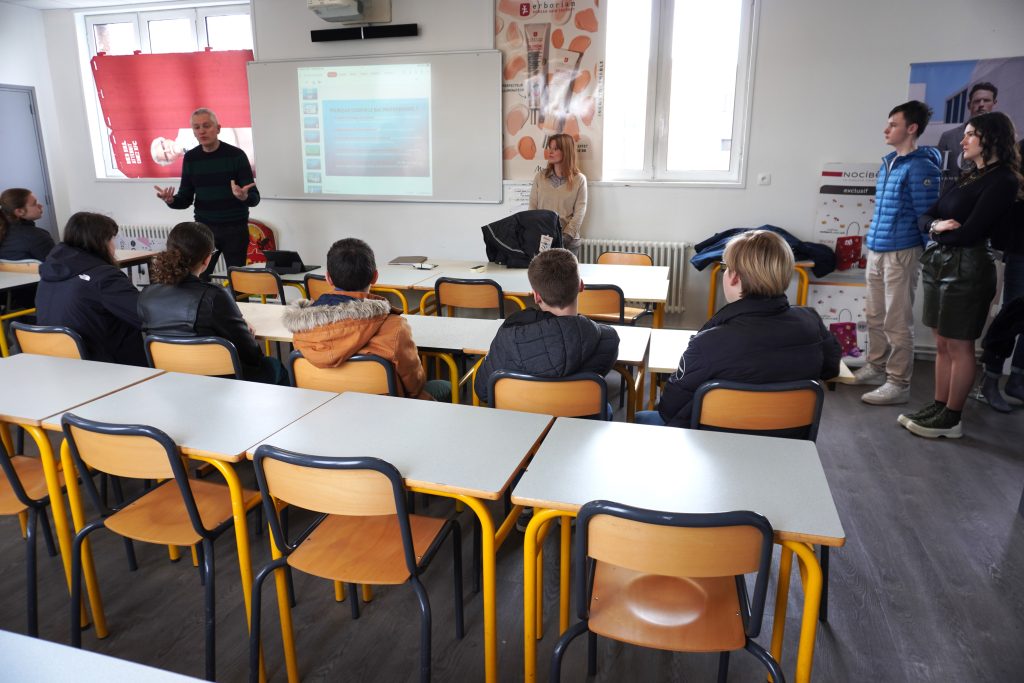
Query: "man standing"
853 101 941 405
155 108 258 268
936 82 997 190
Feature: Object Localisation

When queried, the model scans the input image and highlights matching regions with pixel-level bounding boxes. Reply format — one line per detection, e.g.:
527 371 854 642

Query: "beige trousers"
864 247 923 386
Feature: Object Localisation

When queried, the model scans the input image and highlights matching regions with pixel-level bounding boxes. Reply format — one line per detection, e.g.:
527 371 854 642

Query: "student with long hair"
138 221 287 384
903 112 1023 438
0 188 54 261
35 212 145 365
528 133 587 257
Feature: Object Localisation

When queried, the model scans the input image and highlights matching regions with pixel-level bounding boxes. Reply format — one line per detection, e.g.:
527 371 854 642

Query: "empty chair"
597 251 654 267
302 273 332 301
489 370 609 419
228 266 287 304
144 334 244 379
11 321 86 359
422 277 525 319
248 445 464 683
61 413 261 681
288 350 398 395
550 501 784 683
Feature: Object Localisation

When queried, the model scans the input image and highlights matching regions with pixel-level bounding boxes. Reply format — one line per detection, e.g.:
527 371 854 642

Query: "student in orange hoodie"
282 237 447 400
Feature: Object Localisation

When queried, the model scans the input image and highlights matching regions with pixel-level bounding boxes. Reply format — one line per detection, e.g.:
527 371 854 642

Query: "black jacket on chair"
657 295 841 428
138 274 263 368
474 308 619 402
35 244 145 365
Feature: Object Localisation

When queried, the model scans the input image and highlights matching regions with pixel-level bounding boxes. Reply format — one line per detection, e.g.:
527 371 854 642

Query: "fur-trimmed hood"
282 295 391 333
283 291 403 371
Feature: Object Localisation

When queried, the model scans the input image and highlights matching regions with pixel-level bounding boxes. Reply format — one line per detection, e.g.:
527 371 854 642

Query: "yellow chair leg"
335 581 346 602
168 545 181 562
191 544 199 567
18 510 28 538
361 584 373 602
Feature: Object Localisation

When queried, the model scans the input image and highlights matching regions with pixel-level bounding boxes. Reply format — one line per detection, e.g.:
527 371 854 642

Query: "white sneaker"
851 365 886 386
862 381 910 405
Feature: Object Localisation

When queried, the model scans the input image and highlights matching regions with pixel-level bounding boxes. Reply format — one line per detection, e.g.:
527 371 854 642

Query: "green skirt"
920 243 996 340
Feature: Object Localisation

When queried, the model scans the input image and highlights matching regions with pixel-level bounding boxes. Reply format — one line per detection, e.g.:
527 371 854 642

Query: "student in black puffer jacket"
637 230 841 428
474 248 619 403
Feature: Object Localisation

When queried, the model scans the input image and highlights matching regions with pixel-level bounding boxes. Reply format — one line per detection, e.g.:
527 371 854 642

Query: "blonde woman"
528 133 587 256
636 230 841 427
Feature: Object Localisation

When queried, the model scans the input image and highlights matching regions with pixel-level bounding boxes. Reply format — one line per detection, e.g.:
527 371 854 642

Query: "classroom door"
0 85 57 241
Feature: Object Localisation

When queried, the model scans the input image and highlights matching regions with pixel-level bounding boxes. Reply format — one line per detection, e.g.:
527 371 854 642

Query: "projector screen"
247 51 502 203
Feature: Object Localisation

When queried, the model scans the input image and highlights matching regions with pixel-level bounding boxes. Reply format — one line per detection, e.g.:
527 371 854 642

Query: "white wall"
31 0 1024 326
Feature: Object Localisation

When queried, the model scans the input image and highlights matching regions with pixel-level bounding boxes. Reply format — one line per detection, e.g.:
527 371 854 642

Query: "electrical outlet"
757 173 772 186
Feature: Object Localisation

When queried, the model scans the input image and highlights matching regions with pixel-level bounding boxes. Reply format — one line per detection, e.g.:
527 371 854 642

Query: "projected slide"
298 63 433 196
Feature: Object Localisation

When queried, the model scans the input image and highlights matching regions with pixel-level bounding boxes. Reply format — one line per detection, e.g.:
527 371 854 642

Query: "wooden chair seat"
288 513 447 585
585 305 647 325
105 478 259 547
588 563 745 652
0 456 60 515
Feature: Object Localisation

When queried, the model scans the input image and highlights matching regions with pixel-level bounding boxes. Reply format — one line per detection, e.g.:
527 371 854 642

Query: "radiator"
117 224 228 283
579 238 690 314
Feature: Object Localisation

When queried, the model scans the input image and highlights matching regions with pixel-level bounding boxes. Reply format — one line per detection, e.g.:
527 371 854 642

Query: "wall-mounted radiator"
578 238 690 314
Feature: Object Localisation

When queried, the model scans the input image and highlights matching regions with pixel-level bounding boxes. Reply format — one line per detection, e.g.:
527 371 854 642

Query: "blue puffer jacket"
865 147 941 252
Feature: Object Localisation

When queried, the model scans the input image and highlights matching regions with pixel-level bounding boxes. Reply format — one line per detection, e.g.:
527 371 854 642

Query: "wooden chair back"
63 425 175 480
435 277 505 318
289 351 398 395
597 251 653 267
0 261 40 273
228 267 286 302
490 371 608 419
577 284 626 324
691 379 825 441
304 273 332 300
260 458 396 517
10 322 86 359
144 335 243 379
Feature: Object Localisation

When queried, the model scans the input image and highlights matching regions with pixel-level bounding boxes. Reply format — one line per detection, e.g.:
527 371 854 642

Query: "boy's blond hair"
723 230 795 297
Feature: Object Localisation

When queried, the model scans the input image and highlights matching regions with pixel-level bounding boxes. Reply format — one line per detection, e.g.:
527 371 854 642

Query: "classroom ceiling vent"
308 0 391 24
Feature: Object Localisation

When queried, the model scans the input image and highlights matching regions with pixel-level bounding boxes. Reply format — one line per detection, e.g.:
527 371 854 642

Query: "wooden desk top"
46 372 335 461
0 271 40 290
114 250 159 267
238 301 291 342
512 418 845 546
0 355 163 427
0 629 202 682
249 392 553 500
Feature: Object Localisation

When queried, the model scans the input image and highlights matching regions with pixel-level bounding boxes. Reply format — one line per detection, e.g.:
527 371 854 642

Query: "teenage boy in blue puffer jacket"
854 100 941 406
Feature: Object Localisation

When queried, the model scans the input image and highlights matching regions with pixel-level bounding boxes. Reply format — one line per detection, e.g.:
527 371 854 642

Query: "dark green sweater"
169 141 259 225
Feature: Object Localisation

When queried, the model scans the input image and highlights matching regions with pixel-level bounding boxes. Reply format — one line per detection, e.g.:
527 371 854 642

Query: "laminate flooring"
1 359 1022 681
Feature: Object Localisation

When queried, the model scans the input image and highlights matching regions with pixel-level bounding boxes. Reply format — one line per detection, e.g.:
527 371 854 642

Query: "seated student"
35 212 146 366
283 237 445 400
474 247 620 405
636 230 841 427
138 221 288 385
0 188 55 262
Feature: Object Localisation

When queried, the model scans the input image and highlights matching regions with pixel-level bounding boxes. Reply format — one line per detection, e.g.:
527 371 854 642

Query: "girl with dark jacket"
0 188 55 262
138 221 287 384
905 112 1022 437
636 230 841 428
35 212 145 365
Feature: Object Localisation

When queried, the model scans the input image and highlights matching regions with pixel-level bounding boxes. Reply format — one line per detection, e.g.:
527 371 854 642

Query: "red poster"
91 50 254 178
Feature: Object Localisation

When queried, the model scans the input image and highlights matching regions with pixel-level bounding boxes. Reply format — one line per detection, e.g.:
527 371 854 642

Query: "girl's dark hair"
150 222 215 285
62 212 119 266
967 111 1023 195
0 188 32 244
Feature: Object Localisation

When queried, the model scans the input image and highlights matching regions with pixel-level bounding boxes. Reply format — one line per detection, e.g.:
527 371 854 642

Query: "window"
81 3 253 178
603 0 758 185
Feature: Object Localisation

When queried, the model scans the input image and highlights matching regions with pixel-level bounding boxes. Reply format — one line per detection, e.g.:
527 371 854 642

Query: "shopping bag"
835 223 863 271
829 309 860 357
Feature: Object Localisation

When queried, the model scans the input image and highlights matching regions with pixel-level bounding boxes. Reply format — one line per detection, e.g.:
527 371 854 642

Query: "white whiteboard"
247 51 502 203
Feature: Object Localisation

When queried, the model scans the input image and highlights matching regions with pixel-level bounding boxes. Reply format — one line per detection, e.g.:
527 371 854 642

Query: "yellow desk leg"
23 426 74 586
268 531 297 683
707 262 722 319
794 266 810 306
780 540 823 683
409 488 499 683
0 307 37 357
560 515 571 634
59 440 107 636
769 544 794 677
634 367 646 417
523 508 567 683
613 364 636 422
653 302 665 329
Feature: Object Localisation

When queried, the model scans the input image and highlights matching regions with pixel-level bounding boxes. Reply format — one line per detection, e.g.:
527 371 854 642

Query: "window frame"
602 0 760 187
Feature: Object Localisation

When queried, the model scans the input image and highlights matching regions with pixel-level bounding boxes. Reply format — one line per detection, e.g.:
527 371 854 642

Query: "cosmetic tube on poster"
524 23 550 125
543 48 583 134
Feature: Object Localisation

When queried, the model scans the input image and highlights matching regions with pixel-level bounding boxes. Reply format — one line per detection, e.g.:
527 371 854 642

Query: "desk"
113 249 159 268
247 391 553 683
0 354 163 627
0 629 203 682
49 372 335 640
512 418 845 683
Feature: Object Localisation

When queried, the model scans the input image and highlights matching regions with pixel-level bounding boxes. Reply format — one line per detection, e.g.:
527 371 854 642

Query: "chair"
0 432 59 637
303 273 332 301
228 266 287 304
0 261 41 273
489 371 609 419
288 350 398 395
61 413 261 681
11 321 86 359
144 335 244 380
248 445 464 683
597 251 654 267
691 379 831 620
422 277 526 319
550 501 784 683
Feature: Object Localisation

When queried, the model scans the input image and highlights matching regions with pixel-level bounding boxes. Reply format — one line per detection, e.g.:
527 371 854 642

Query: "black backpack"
481 210 563 268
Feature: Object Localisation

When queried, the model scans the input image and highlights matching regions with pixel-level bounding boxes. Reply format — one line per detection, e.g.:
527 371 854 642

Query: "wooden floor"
1 359 1023 682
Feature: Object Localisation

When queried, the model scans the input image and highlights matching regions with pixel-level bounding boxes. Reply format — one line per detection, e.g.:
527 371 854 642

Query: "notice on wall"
504 181 532 214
